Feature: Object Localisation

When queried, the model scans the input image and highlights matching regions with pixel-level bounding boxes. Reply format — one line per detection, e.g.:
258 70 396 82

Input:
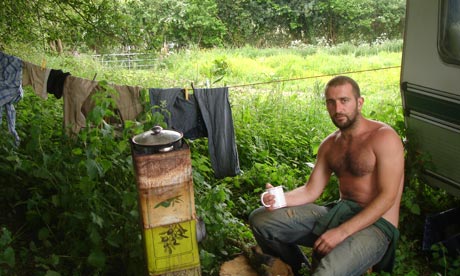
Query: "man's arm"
314 127 404 255
262 136 333 210
284 136 334 206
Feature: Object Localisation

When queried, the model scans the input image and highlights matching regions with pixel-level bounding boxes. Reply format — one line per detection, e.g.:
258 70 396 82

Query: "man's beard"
331 111 358 130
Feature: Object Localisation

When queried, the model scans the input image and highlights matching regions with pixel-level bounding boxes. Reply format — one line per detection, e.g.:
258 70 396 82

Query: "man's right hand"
263 183 277 211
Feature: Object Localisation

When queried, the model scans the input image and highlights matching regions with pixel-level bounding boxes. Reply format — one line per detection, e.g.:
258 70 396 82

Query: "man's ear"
358 97 364 110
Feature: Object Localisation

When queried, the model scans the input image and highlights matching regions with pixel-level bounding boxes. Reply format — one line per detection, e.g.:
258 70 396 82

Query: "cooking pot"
130 126 183 154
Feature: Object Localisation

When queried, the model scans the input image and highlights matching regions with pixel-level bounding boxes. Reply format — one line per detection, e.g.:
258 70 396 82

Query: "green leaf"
38 227 50 241
72 148 83 155
90 227 101 244
90 212 104 228
0 228 12 246
86 159 102 179
311 142 320 156
0 246 15 267
409 203 420 215
106 231 121 248
51 195 59 207
99 159 112 174
45 270 61 276
87 250 106 269
49 254 60 266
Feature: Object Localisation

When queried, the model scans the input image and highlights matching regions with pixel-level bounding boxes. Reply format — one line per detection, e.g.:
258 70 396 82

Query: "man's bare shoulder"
369 121 401 140
319 130 340 148
368 121 404 153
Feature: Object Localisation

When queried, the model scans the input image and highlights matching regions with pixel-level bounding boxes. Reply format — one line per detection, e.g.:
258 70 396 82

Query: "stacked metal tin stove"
131 127 200 276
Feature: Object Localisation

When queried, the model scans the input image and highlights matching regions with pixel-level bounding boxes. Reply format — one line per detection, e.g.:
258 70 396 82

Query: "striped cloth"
0 52 23 145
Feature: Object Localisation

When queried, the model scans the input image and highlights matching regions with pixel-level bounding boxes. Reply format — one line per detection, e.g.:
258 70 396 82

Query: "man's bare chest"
327 142 376 177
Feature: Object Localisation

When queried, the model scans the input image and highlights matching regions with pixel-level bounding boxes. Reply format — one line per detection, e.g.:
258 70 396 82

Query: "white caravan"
401 0 460 196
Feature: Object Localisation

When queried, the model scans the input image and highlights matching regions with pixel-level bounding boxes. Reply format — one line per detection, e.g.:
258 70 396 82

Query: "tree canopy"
1 0 405 53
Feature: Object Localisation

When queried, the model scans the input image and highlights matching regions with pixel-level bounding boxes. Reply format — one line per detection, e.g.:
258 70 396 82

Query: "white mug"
260 186 287 209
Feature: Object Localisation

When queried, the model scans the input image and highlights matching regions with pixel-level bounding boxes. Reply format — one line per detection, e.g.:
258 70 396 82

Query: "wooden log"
224 239 293 276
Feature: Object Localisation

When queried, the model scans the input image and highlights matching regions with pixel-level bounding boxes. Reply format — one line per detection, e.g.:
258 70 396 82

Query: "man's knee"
248 206 268 230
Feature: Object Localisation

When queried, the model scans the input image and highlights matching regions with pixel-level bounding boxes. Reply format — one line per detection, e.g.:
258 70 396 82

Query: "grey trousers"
249 204 390 276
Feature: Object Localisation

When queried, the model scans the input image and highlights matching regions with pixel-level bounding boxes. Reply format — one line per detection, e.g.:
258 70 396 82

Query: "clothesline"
24 54 401 92
141 65 401 90
226 65 401 89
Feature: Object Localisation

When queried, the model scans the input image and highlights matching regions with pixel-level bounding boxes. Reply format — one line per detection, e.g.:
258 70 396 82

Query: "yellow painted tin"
144 220 200 275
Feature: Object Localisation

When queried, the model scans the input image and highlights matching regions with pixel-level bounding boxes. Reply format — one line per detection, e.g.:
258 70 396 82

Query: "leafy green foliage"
2 43 459 275
430 244 460 275
1 91 145 274
0 227 15 273
1 0 405 52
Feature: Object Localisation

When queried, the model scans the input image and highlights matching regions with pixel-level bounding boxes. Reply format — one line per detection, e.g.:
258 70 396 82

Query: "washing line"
143 65 400 90
227 65 401 89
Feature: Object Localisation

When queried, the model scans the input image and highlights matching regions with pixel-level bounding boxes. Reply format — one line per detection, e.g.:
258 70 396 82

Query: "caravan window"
438 0 460 65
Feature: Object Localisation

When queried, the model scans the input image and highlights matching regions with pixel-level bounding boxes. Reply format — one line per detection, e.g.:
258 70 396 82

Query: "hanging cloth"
149 87 241 178
111 84 144 122
0 52 23 145
63 75 100 135
149 88 207 139
194 87 241 178
22 61 51 99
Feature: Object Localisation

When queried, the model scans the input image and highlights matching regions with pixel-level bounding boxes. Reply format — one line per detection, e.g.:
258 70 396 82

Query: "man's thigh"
314 225 390 276
250 203 328 245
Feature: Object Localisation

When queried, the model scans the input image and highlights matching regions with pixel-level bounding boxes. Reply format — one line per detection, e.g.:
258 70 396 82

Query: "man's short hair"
325 76 361 98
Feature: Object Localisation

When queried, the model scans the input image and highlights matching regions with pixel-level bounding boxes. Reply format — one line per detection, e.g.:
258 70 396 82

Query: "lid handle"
151 126 163 135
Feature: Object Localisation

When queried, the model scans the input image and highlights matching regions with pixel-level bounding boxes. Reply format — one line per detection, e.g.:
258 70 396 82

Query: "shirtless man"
249 76 405 276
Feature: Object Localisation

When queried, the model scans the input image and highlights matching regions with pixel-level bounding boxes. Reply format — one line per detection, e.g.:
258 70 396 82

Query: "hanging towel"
149 88 207 139
62 75 100 134
149 87 241 178
22 61 51 99
0 52 23 145
47 69 71 99
194 87 241 178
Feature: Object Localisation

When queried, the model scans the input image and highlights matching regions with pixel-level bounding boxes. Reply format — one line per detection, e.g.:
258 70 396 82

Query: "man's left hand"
313 227 348 256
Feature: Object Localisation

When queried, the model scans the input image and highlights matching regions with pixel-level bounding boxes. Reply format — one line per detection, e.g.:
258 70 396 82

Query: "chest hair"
329 139 375 177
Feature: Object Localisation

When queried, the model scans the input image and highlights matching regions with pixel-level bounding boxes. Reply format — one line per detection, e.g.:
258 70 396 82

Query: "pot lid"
131 126 183 146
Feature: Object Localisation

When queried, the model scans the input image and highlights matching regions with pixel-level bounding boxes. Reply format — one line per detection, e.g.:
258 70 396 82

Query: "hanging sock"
47 69 71 99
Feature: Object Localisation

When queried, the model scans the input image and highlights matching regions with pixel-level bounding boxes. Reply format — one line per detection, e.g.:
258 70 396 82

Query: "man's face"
325 83 363 130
